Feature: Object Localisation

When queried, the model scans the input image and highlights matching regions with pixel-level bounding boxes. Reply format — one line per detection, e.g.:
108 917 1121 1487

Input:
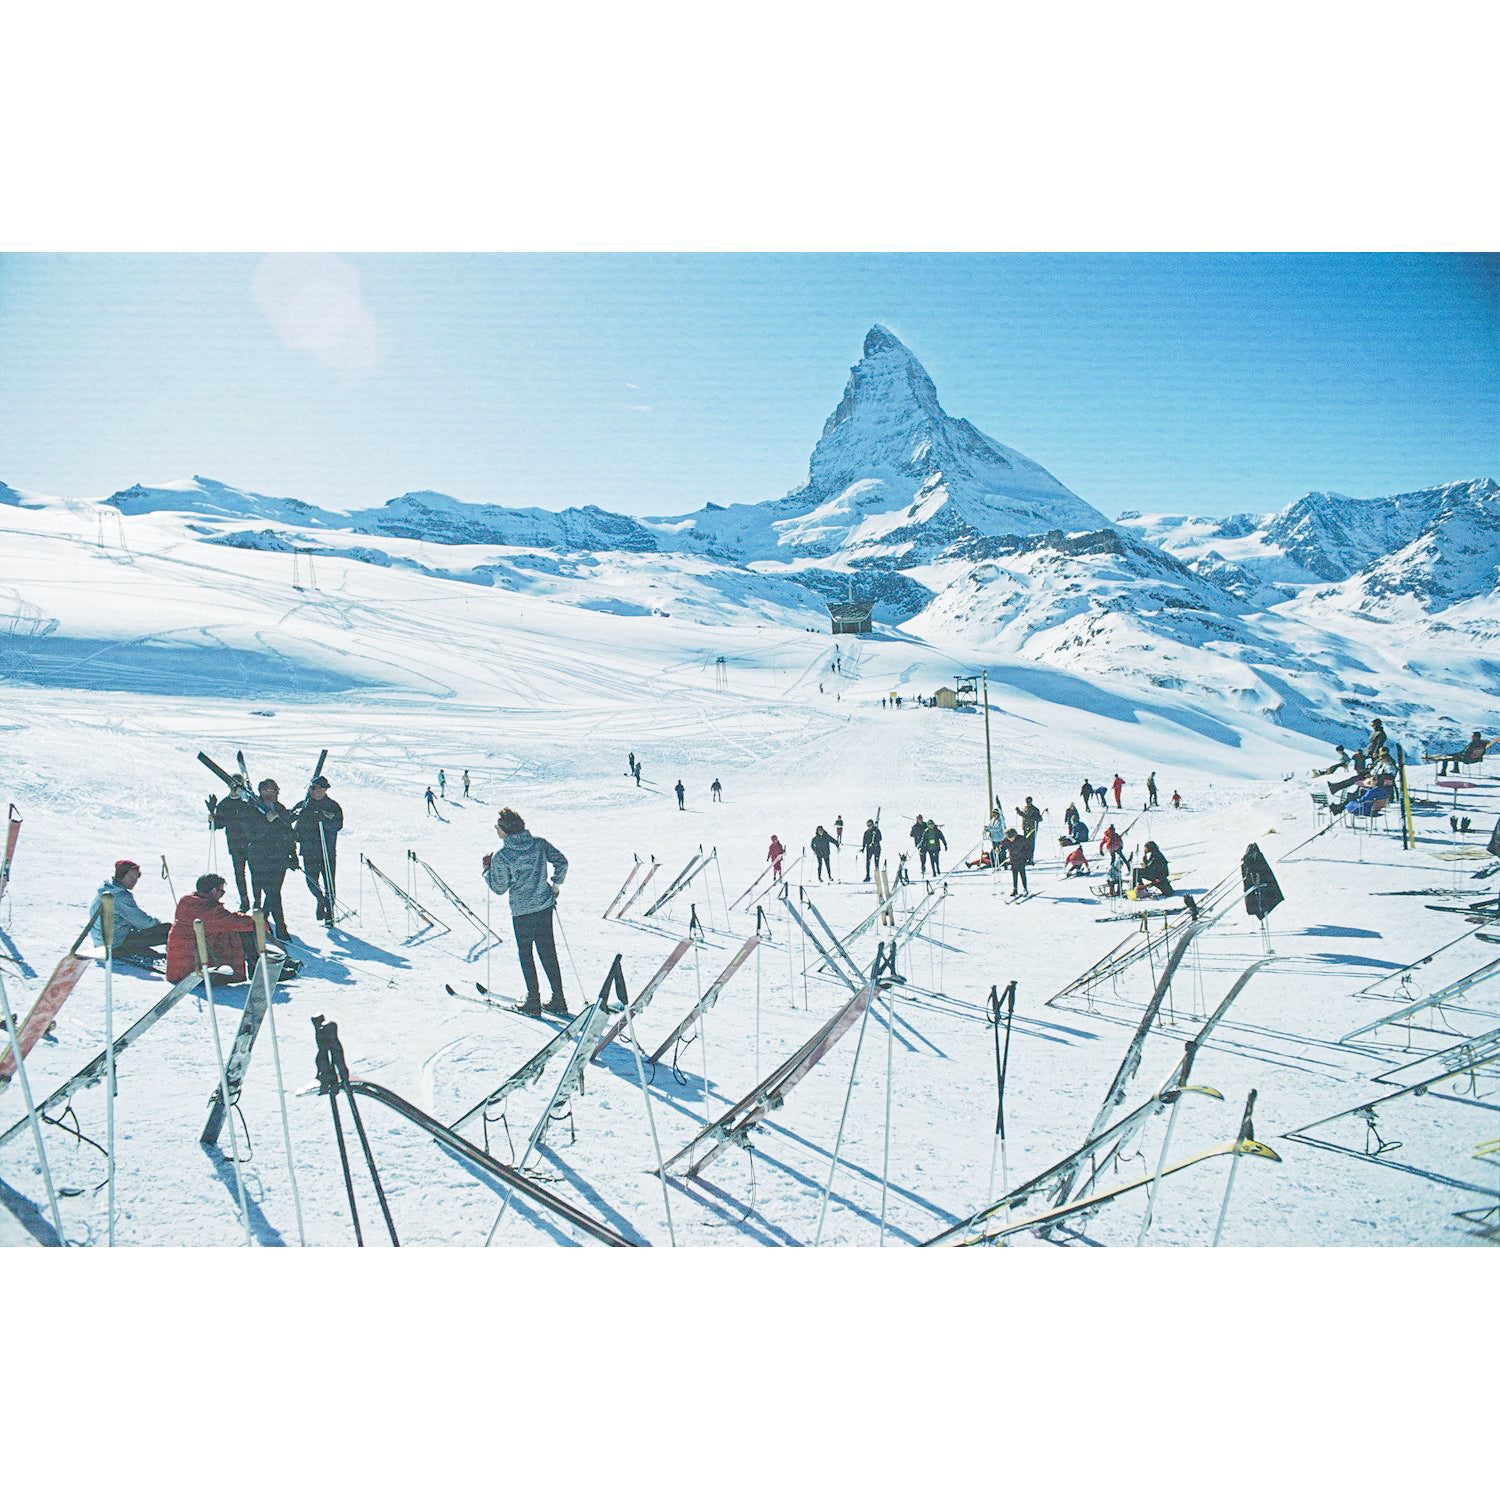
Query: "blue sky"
2 253 1495 518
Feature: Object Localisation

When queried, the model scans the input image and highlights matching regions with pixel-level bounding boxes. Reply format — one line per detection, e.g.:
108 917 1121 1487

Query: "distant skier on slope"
438 769 447 798
1171 789 1182 810
767 834 785 880
811 825 839 882
1080 779 1094 813
920 818 948 875
482 806 570 1018
675 779 686 810
711 777 723 802
911 813 929 873
89 860 169 965
1146 772 1158 808
425 787 438 816
463 770 471 798
634 761 643 787
1111 773 1125 809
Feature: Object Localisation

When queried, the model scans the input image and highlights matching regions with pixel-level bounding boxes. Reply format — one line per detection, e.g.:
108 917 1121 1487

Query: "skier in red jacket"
1111 774 1125 809
767 835 785 879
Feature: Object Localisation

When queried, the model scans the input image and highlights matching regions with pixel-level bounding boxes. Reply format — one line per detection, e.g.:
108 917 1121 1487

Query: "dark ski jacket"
1139 848 1170 885
1240 843 1283 920
1017 802 1042 836
920 821 947 853
212 793 262 849
1000 832 1033 870
910 818 926 847
294 796 344 858
166 891 256 984
245 798 299 869
484 829 568 918
861 826 882 856
810 829 839 860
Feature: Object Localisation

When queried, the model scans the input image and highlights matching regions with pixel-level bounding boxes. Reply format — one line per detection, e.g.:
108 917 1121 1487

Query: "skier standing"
835 814 845 844
1016 797 1043 838
986 812 1004 867
1111 773 1125 809
1099 823 1123 860
1365 718 1388 762
767 834 785 880
920 818 947 875
209 775 259 911
675 779 686 810
998 828 1032 897
861 818 882 881
711 778 723 802
88 860 170 964
246 778 299 942
1080 780 1094 813
634 761 643 787
463 770 471 798
1146 772 1159 808
293 775 343 925
811 825 839 882
911 813 929 874
438 769 447 798
425 787 439 816
482 807 570 1018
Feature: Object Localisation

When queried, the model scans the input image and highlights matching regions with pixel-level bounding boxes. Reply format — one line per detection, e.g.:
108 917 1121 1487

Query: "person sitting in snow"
89 860 170 965
1134 841 1173 897
165 873 299 984
1063 844 1090 877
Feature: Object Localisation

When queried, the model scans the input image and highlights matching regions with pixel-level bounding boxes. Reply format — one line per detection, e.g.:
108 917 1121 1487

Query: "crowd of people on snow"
87 771 352 983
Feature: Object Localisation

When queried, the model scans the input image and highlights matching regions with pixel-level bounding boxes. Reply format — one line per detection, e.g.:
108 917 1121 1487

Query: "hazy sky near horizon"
2 252 1495 518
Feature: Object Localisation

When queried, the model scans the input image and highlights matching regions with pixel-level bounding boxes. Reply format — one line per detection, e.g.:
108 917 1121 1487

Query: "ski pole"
984 981 1016 1216
313 1015 363 1246
255 911 305 1246
160 856 176 906
326 1022 398 1245
0 964 65 1244
815 974 879 1246
1212 1089 1259 1247
102 895 118 1246
1138 1038 1197 1245
878 981 897 1246
195 919 252 1246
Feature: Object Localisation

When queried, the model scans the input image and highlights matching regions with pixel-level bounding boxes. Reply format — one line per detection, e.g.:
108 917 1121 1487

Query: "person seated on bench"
1343 784 1389 819
1439 732 1488 776
1133 841 1174 897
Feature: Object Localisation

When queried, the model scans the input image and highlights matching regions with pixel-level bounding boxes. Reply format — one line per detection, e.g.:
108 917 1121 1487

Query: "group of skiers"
1076 772 1179 814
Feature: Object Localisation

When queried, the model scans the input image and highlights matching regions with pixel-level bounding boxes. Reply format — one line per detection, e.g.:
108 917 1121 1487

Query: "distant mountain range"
5 326 1496 740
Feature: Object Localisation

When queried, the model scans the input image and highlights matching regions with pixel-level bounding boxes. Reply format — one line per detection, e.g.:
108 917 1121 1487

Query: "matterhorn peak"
862 324 911 358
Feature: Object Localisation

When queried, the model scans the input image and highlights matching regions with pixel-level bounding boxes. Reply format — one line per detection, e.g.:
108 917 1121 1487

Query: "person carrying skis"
811 825 839 882
711 777 723 802
294 774 343 925
1080 779 1094 813
482 807 570 1018
767 834 785 880
165 873 299 984
1146 772 1158 808
89 860 170 964
911 813 929 872
1111 773 1125 808
246 778 299 942
1134 840 1173 897
998 827 1032 896
861 818 882 880
920 818 947 875
1063 843 1090 877
1016 797 1043 838
675 779 686 810
425 786 438 815
1099 823 1123 861
209 775 260 911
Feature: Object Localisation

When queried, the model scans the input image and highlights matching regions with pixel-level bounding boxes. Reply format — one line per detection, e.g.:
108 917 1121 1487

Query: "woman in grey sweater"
482 807 570 1017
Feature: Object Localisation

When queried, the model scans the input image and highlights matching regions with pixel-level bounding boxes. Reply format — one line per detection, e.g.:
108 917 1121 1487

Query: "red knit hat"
113 859 140 881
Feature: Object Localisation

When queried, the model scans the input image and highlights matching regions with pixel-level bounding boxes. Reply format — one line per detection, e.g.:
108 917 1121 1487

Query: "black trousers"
865 848 881 879
251 862 290 937
226 841 252 909
926 850 942 874
115 922 171 956
1010 864 1028 895
513 906 564 1002
302 835 337 914
815 852 832 880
